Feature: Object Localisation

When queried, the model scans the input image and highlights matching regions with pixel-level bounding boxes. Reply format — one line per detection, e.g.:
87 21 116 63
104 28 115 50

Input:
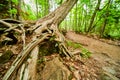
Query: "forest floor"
35 31 120 80
65 31 120 80
65 31 120 61
0 31 120 80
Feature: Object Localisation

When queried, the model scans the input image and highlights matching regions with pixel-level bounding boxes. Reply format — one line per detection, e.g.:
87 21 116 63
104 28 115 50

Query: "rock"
102 67 116 75
38 57 71 80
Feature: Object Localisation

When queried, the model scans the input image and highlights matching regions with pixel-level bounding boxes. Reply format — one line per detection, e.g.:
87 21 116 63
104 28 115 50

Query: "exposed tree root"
2 33 50 80
2 0 78 79
2 21 73 80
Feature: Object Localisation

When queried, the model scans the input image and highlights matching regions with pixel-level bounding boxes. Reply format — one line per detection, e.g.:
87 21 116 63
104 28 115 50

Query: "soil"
65 31 120 80
0 31 120 80
34 31 120 80
65 31 120 61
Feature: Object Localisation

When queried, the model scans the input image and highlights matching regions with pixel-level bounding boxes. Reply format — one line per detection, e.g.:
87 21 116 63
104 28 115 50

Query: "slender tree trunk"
74 3 78 31
9 0 13 18
36 0 38 18
84 4 88 32
87 0 101 32
44 0 50 15
100 0 111 37
16 0 21 20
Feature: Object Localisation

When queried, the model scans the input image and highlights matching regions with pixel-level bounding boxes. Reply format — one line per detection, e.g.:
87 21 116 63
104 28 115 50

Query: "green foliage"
11 0 18 5
21 4 37 20
49 35 56 41
55 0 63 5
37 56 46 63
80 48 91 58
0 4 4 7
66 40 91 58
59 0 120 40
66 40 82 49
0 50 13 64
8 8 17 15
104 25 120 39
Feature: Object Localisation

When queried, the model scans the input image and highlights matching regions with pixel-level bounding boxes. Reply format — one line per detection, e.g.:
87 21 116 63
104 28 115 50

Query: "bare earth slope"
66 31 120 61
65 31 120 80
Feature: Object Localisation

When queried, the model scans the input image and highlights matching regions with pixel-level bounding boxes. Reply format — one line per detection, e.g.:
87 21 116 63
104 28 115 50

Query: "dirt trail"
65 31 120 79
66 31 120 61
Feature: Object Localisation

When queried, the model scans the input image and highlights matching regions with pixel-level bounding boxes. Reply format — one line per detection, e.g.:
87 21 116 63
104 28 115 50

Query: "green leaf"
12 0 18 5
8 8 17 14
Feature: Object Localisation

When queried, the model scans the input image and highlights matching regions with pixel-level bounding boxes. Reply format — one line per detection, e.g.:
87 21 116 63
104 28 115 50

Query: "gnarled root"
3 22 73 80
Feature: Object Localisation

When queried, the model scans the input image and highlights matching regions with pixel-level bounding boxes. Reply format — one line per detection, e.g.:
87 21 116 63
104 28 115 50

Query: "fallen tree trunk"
2 0 78 80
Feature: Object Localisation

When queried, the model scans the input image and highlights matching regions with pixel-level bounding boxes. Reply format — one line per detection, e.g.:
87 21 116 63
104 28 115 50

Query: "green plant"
66 40 91 58
12 0 18 5
80 48 91 58
66 40 82 48
37 57 46 63
8 8 17 15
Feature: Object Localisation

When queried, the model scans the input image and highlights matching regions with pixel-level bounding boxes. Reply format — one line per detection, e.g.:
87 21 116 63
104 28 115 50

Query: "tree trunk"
100 0 111 37
87 0 101 32
3 0 78 80
16 0 22 20
35 0 39 19
36 0 78 25
44 0 50 16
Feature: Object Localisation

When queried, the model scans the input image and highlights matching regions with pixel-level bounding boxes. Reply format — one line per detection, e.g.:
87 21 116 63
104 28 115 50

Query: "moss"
80 48 91 58
0 50 13 64
66 40 92 58
66 40 82 49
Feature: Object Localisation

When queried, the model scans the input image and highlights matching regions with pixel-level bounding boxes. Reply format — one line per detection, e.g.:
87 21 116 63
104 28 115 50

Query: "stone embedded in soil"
38 57 71 80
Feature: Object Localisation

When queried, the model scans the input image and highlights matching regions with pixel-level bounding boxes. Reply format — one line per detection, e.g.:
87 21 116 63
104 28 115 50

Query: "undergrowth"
66 40 92 58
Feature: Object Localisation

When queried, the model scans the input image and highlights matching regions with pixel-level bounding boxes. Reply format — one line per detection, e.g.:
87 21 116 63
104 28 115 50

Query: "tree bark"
36 0 78 25
100 0 111 37
87 0 101 32
16 0 22 20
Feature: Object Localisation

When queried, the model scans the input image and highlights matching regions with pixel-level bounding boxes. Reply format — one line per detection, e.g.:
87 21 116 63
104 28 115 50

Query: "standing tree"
3 0 78 80
16 0 22 20
87 0 101 32
100 0 111 37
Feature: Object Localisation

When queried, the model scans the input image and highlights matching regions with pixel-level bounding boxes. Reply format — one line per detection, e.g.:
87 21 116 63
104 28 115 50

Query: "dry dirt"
65 31 120 80
66 31 120 61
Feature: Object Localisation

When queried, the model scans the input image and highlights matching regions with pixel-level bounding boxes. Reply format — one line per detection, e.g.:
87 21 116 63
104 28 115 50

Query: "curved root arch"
3 0 78 80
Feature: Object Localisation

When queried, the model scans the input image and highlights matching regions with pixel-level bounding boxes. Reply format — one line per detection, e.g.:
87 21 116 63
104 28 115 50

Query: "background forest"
0 0 120 39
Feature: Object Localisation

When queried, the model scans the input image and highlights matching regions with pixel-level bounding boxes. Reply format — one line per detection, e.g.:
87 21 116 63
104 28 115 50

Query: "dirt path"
65 31 120 61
